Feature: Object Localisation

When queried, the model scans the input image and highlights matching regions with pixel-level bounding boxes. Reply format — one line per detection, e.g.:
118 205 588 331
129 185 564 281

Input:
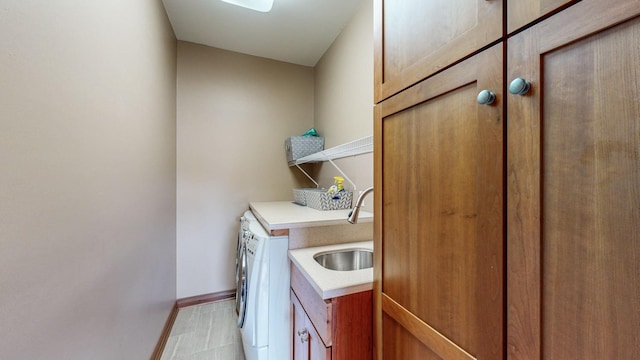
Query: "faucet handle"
348 186 373 224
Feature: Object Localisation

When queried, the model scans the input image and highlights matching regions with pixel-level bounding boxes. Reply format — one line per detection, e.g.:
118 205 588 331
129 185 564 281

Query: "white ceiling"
162 0 363 67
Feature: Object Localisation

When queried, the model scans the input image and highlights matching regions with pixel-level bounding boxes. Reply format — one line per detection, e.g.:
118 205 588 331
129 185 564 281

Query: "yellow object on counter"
334 176 344 192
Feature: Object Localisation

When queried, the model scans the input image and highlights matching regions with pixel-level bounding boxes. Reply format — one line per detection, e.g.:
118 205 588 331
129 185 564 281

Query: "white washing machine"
236 211 254 321
236 210 290 360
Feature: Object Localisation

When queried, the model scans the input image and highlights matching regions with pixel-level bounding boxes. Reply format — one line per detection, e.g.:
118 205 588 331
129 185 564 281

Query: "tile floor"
161 299 245 360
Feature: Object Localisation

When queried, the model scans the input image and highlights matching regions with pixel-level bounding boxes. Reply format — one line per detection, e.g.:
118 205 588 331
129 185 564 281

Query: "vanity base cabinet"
292 290 331 360
290 264 373 360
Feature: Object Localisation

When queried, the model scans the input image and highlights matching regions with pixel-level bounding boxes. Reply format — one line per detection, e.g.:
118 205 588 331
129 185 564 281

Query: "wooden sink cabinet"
290 263 373 360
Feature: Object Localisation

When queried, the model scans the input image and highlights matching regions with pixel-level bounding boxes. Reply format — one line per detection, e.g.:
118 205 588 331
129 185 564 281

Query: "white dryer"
236 210 290 360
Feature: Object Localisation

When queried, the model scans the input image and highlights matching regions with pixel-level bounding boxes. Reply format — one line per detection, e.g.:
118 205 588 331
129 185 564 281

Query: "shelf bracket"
326 158 357 192
294 164 320 188
289 135 373 191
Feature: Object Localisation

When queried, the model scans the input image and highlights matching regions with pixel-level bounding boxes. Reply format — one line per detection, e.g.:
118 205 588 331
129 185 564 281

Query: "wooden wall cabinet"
374 43 504 360
507 1 640 358
374 0 640 358
373 0 503 103
291 264 373 360
507 0 578 34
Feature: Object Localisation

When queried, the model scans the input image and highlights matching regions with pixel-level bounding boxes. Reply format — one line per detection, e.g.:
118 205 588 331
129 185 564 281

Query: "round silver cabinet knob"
509 77 531 95
298 328 309 343
477 90 496 105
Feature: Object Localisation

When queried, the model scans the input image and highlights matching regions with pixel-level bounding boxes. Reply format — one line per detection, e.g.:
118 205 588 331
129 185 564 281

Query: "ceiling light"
219 0 274 12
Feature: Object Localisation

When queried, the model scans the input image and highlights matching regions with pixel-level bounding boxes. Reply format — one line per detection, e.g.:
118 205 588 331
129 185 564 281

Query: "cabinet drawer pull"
509 77 531 95
477 90 496 105
297 328 309 343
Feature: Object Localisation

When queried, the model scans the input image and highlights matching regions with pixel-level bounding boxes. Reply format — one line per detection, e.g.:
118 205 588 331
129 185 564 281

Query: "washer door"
235 231 243 315
235 230 249 316
236 242 248 328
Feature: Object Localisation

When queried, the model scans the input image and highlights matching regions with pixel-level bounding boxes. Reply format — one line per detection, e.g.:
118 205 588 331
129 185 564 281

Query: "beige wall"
314 0 374 209
0 1 177 359
176 0 372 298
176 42 314 298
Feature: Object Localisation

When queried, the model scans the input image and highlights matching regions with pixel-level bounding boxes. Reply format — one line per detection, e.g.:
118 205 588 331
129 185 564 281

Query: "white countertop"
250 201 373 231
288 241 373 299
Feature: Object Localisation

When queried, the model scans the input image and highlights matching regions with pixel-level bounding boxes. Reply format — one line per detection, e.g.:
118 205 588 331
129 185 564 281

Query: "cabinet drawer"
291 263 333 346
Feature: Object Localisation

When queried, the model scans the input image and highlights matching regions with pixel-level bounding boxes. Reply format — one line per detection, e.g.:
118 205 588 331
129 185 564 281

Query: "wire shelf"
290 135 373 191
292 135 373 165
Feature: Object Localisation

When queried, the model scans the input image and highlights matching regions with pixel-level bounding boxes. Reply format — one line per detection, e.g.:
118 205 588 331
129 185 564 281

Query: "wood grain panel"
292 291 311 360
382 295 474 360
270 229 289 236
507 2 640 358
536 0 640 53
505 24 543 360
331 290 373 360
291 263 375 359
541 17 640 359
292 290 332 360
308 322 332 360
376 44 504 359
506 0 578 34
382 83 481 352
382 313 442 360
291 263 333 346
374 0 502 102
373 104 384 360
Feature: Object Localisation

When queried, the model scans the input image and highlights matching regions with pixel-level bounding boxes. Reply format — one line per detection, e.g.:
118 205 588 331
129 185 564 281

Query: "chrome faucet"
348 186 374 224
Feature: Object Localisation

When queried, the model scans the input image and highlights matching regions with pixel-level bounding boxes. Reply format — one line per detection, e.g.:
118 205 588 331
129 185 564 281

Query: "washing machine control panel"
245 235 259 257
240 218 250 231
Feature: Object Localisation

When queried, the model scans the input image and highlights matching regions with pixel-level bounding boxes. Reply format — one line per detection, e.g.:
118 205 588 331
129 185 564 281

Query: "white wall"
176 42 314 298
314 0 374 210
0 1 177 359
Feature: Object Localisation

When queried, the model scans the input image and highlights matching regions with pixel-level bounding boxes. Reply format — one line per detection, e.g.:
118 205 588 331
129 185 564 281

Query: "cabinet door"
292 291 332 360
507 1 640 358
506 0 577 34
292 294 310 360
374 43 503 359
374 0 502 103
308 323 331 360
